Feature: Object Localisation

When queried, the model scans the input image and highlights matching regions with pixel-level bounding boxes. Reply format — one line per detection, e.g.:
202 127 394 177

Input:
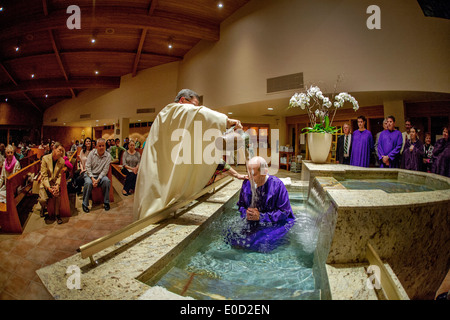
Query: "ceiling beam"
48 29 76 98
0 8 220 42
0 62 42 112
132 29 148 77
148 0 159 15
0 62 18 86
0 77 121 95
3 50 182 65
23 92 43 112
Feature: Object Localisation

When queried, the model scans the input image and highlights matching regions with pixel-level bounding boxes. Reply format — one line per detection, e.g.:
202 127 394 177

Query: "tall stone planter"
308 133 332 163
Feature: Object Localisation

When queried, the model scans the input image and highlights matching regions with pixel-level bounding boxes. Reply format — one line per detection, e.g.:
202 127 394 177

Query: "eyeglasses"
185 98 199 106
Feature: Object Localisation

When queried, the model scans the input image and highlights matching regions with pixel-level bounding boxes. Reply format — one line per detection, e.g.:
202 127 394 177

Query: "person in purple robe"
377 115 403 168
401 127 424 171
431 127 450 177
350 116 374 167
227 156 295 252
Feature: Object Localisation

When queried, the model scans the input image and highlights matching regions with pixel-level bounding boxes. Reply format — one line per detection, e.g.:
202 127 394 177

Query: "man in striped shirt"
83 138 111 213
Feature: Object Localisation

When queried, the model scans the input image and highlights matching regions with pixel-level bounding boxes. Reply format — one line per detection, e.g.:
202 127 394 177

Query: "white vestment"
133 102 227 221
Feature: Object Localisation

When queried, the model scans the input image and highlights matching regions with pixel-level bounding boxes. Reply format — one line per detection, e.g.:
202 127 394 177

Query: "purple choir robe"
401 139 424 171
431 138 450 177
377 130 403 168
227 175 295 252
350 129 374 167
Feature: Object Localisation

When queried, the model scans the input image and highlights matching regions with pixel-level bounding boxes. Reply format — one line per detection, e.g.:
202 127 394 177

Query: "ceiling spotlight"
91 29 99 44
45 94 48 98
94 70 99 75
5 98 8 102
15 46 19 52
228 112 233 115
268 107 274 111
168 37 173 49
0 7 3 12
31 73 35 78
218 2 224 8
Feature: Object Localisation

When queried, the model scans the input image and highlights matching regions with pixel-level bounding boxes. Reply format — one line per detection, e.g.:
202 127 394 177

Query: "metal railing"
78 176 233 266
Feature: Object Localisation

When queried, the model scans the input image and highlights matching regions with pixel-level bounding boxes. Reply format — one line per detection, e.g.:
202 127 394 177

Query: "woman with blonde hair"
0 145 22 203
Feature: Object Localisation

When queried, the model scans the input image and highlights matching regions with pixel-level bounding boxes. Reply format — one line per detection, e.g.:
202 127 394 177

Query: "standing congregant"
350 116 374 167
401 127 424 171
336 123 352 164
431 127 450 177
377 115 403 168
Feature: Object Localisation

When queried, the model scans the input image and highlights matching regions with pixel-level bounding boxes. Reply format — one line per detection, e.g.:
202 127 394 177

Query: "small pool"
146 192 326 300
337 178 437 193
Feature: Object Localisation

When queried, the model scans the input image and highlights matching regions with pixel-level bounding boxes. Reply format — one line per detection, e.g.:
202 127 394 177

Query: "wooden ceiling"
0 0 250 113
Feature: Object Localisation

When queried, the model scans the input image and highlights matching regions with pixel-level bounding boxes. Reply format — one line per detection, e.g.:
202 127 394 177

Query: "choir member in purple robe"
431 127 450 177
422 132 434 173
377 115 403 168
350 116 374 167
401 127 424 171
227 156 295 252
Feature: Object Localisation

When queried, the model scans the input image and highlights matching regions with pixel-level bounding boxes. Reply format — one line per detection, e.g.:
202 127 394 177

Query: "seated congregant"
226 156 295 252
82 138 111 213
0 145 22 203
121 140 140 196
38 142 65 224
110 138 125 164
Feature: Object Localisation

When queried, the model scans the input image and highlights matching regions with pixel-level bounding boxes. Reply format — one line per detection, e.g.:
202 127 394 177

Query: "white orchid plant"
289 85 359 133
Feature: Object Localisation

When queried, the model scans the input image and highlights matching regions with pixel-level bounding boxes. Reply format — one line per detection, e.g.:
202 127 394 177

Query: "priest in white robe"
133 89 244 221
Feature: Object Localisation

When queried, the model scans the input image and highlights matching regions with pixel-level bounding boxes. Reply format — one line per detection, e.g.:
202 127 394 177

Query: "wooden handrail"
78 176 233 265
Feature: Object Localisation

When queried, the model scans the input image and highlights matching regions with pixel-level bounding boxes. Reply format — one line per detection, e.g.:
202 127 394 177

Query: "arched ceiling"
0 0 250 113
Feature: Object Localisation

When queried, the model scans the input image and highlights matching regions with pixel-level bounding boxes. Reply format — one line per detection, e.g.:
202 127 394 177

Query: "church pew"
19 153 37 169
111 163 126 185
46 167 71 218
0 160 41 233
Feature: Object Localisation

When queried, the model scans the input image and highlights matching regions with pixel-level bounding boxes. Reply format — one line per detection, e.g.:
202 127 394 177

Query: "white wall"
177 0 450 109
44 62 180 125
44 0 450 128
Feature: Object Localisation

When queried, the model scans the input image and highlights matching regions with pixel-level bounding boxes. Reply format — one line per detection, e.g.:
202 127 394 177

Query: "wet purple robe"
431 138 450 177
350 129 374 167
401 139 424 171
228 175 295 252
377 130 403 168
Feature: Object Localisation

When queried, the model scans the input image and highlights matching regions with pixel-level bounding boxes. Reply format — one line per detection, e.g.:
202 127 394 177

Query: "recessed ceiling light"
95 70 99 75
0 7 4 12
45 94 48 98
31 74 35 78
228 112 233 115
268 107 274 111
91 38 96 44
15 46 19 52
218 3 224 8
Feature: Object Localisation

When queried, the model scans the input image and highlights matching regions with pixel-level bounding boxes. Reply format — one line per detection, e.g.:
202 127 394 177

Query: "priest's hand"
382 156 390 166
246 207 260 221
227 118 243 130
